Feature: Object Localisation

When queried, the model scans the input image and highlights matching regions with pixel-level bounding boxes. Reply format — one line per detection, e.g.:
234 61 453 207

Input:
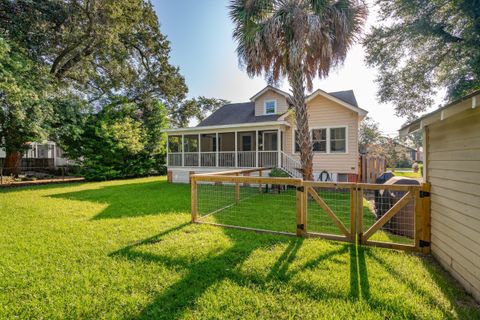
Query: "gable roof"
197 102 284 127
305 89 368 116
250 85 291 101
197 87 366 128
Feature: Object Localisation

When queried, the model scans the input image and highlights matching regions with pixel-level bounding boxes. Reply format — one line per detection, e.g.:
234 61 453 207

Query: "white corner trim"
473 96 478 109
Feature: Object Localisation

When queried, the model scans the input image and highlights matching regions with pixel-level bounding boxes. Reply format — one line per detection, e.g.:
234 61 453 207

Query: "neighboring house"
0 141 72 167
399 89 480 302
164 85 368 183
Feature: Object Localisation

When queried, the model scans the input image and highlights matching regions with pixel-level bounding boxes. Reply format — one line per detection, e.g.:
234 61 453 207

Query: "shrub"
268 167 290 178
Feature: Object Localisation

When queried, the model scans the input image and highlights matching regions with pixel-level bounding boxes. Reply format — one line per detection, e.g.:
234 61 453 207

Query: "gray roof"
197 102 283 127
329 90 358 107
197 90 359 127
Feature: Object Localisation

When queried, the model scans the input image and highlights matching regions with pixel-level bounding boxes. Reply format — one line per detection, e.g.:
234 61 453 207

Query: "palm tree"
229 0 367 180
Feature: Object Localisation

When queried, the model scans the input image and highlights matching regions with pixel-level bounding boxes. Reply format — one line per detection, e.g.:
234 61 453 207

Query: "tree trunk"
4 150 21 176
288 66 314 181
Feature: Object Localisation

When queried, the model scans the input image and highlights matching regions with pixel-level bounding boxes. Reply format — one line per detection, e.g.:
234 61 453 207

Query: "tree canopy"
0 38 54 171
229 0 367 180
364 0 480 116
0 0 188 106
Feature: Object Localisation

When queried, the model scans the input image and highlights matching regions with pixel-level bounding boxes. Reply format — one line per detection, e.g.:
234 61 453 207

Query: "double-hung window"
312 128 327 152
294 127 347 154
330 127 346 153
264 100 277 115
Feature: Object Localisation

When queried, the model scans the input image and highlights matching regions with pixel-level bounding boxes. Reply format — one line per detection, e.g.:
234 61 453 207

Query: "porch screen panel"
184 135 199 166
219 132 235 167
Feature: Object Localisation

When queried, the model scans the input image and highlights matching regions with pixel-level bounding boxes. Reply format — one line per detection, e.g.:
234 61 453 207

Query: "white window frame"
292 126 348 154
329 127 348 154
310 127 328 153
264 100 277 115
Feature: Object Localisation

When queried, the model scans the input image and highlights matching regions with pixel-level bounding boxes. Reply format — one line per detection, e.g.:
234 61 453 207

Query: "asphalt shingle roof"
197 90 359 127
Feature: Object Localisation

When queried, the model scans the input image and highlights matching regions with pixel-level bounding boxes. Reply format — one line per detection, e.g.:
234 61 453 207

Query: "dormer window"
264 100 277 115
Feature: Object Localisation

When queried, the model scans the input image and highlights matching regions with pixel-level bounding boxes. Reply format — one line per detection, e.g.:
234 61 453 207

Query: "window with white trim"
264 100 277 115
330 127 346 153
312 128 327 152
294 127 347 154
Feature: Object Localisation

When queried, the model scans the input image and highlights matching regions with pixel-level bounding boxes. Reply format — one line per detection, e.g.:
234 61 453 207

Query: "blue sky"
152 0 437 135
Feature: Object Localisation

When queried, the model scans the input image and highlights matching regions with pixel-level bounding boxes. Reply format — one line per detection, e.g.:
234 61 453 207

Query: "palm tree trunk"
288 66 314 181
4 150 21 177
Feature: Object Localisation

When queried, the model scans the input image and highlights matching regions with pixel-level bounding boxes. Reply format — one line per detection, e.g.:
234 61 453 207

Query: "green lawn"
1 177 479 319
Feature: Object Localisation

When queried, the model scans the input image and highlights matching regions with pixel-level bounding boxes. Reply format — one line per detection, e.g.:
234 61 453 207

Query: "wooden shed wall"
427 107 480 301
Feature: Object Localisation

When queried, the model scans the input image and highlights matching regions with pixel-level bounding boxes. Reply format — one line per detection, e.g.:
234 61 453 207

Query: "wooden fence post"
350 187 357 243
417 183 431 254
356 187 364 244
296 187 305 237
191 176 198 223
235 173 240 204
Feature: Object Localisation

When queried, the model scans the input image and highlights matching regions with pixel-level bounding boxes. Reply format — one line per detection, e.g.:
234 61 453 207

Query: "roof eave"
162 120 291 134
305 89 368 116
399 90 480 137
249 85 291 101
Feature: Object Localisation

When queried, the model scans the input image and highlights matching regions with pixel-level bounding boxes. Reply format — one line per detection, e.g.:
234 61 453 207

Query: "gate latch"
419 240 430 247
296 186 304 192
419 191 430 198
297 224 304 230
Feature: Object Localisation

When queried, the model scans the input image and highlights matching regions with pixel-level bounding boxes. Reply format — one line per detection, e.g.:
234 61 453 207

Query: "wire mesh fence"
196 178 300 235
306 184 354 239
361 185 417 246
191 169 429 253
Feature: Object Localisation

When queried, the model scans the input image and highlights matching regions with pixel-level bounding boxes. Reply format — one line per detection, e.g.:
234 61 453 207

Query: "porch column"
216 132 219 167
234 131 238 168
255 130 259 168
166 136 169 166
277 128 281 168
198 133 201 167
181 134 185 167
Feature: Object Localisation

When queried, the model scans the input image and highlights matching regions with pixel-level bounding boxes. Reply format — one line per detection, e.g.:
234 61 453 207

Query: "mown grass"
0 176 479 319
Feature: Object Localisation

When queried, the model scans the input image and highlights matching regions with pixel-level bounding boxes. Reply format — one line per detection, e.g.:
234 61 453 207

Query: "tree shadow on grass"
48 180 191 219
110 225 416 320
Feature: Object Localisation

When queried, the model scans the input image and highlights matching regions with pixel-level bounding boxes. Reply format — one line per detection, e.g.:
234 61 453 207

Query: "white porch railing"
237 151 256 167
218 152 235 167
168 153 182 166
281 151 303 178
184 152 199 166
258 151 278 167
201 152 217 167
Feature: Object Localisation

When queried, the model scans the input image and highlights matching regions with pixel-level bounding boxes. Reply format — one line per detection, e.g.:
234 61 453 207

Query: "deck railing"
168 151 282 168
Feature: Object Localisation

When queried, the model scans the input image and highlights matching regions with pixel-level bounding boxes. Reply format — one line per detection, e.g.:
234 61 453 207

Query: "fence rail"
191 168 430 253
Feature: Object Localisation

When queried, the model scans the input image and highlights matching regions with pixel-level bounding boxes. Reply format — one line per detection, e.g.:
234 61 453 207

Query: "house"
164 86 368 183
399 89 480 302
0 141 72 168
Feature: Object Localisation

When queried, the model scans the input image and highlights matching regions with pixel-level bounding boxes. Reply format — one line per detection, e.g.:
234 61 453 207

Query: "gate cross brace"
363 190 413 240
307 187 350 237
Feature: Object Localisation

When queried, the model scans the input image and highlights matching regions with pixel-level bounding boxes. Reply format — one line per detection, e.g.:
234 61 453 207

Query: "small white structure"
0 141 73 167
